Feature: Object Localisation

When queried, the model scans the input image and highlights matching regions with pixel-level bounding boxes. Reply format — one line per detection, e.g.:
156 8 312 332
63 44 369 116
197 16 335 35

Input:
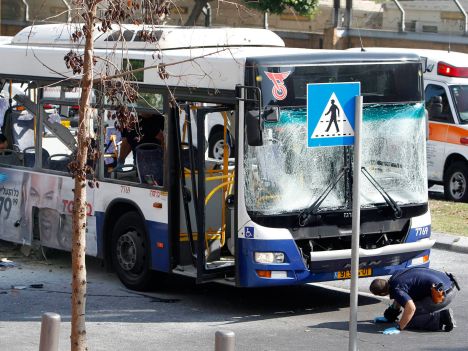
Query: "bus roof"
0 25 423 94
11 24 286 50
348 47 466 64
348 47 468 82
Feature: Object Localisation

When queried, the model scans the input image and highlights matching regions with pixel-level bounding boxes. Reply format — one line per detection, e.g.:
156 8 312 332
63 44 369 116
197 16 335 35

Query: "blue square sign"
307 82 360 147
244 226 254 238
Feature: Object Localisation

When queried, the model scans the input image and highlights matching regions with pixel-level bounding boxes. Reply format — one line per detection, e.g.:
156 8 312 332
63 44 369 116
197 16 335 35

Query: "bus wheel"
209 131 232 160
111 211 153 291
444 162 468 202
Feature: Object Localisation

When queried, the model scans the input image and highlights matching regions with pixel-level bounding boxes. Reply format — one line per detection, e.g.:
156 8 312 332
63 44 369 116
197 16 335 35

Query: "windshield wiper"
361 167 402 219
298 167 348 227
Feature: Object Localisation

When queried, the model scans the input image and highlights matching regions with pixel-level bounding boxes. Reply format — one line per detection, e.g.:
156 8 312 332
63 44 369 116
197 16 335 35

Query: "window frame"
424 83 455 124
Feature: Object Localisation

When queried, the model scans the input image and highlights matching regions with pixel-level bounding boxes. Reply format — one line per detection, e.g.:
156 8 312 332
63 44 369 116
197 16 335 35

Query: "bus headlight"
254 252 285 264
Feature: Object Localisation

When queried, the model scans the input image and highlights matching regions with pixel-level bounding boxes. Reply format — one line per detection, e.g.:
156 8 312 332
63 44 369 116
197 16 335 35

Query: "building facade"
1 0 468 51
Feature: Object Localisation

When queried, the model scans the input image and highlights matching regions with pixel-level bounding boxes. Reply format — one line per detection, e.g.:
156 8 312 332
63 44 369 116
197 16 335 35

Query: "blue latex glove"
374 316 389 323
383 327 400 335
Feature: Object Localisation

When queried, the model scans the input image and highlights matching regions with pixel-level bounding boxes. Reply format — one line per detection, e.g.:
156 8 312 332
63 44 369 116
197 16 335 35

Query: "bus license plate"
336 268 372 279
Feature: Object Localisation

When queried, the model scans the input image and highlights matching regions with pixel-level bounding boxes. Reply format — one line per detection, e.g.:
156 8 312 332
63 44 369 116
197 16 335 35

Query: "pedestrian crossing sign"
307 82 360 147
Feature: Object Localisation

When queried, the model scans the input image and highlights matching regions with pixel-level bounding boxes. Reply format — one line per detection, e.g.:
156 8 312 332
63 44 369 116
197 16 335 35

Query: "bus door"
175 103 236 283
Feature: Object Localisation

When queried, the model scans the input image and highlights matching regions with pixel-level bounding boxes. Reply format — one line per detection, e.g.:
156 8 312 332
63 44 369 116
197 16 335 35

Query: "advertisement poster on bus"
0 169 97 255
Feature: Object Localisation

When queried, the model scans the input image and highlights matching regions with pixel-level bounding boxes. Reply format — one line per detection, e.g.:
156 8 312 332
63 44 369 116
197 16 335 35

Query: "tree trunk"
71 5 96 351
185 0 209 26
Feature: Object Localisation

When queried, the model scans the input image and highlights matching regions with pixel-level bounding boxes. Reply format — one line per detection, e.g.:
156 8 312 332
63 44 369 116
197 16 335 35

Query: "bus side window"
0 101 34 166
425 84 454 123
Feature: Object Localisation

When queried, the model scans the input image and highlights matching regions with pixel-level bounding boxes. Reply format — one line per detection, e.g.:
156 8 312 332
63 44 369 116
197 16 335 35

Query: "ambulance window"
425 84 454 123
450 85 468 124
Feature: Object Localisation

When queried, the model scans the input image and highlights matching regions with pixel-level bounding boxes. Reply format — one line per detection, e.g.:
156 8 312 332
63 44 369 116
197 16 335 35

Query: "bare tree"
66 3 97 349
64 1 169 349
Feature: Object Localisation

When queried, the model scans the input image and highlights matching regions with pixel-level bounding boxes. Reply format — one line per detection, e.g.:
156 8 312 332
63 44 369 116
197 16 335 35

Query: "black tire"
444 161 468 202
208 131 232 160
111 211 153 291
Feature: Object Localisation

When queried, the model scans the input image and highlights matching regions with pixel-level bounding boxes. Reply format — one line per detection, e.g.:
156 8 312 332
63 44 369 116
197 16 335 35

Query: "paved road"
0 245 465 351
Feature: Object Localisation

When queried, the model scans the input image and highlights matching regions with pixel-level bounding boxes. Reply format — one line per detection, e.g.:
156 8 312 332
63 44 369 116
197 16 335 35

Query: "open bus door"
175 103 236 284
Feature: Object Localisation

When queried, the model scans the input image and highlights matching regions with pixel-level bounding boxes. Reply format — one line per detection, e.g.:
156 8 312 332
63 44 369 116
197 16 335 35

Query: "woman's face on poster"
29 176 59 209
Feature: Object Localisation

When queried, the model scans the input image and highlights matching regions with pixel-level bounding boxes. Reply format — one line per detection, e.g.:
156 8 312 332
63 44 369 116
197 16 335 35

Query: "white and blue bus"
0 24 433 290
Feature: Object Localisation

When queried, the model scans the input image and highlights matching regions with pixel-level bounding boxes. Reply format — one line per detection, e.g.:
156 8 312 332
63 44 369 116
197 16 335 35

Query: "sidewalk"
432 232 468 254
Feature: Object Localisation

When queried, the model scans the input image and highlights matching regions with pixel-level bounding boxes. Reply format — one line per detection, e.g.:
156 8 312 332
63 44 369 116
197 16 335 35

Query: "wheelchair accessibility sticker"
244 226 255 238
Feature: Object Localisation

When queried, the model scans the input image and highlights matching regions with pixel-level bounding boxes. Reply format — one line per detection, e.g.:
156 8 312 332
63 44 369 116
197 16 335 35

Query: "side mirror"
246 110 263 146
263 106 279 122
420 57 428 73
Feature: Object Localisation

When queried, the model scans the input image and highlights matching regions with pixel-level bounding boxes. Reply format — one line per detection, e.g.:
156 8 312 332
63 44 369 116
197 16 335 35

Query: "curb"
432 232 468 254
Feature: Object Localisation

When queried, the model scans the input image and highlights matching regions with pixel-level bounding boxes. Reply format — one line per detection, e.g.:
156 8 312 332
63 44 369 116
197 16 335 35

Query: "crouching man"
370 267 459 334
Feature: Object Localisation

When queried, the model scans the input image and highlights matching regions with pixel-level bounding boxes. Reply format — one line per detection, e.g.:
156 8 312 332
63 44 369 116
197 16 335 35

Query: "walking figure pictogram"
325 99 340 133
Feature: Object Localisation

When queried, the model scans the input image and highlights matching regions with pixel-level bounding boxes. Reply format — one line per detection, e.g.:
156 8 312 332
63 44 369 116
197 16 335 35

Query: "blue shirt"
389 267 452 307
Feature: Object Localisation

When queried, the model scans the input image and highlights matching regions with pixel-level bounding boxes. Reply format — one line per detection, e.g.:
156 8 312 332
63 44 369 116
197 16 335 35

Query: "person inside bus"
117 112 165 166
370 267 459 334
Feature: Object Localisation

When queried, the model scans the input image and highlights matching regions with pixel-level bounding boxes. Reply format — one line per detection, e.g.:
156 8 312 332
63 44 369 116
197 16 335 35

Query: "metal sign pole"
349 95 363 351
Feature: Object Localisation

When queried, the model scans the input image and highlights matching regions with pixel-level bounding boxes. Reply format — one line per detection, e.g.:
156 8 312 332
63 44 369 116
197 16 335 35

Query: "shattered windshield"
359 103 427 207
244 108 346 214
244 62 426 216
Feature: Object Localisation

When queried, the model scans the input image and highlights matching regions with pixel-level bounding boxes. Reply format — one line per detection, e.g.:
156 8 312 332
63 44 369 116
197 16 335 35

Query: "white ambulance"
349 48 468 202
418 50 468 202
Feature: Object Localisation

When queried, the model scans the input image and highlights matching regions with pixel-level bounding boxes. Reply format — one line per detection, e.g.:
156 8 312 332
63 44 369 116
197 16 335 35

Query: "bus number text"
121 185 131 194
415 226 429 237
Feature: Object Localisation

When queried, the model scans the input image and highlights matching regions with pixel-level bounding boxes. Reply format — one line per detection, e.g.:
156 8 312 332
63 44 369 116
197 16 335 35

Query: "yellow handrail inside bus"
205 174 233 181
184 168 229 176
205 180 234 206
204 175 234 249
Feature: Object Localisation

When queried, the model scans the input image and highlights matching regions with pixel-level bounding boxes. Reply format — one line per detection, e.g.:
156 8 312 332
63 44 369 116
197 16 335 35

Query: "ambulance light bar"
437 62 468 78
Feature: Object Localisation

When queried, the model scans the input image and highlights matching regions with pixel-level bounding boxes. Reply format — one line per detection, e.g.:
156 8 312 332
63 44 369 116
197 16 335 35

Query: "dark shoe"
440 309 456 332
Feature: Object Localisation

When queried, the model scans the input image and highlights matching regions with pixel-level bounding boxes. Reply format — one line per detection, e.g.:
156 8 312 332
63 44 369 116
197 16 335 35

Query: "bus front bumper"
238 238 435 287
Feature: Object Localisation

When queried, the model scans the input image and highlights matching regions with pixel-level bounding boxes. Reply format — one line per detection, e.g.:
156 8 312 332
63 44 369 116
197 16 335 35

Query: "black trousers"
407 288 457 331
